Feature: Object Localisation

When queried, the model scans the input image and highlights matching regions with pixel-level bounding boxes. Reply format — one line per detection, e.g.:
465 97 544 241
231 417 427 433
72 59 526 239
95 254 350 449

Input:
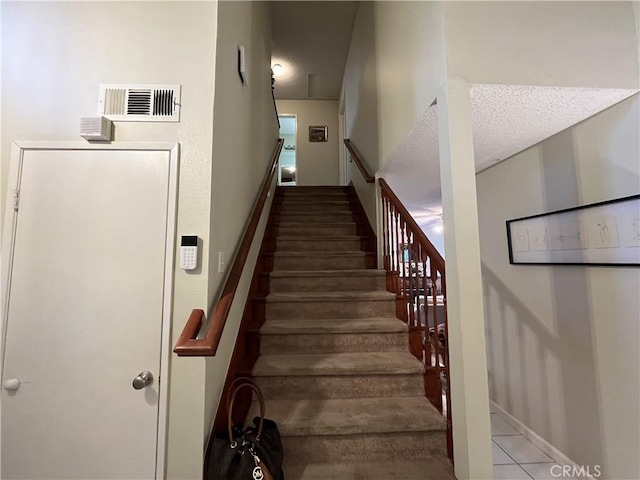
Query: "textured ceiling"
270 1 358 100
379 85 639 223
378 106 443 226
471 85 639 171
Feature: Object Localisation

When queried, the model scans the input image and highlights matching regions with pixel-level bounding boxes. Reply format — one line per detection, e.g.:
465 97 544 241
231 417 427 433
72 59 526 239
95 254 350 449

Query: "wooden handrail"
378 178 444 273
174 138 284 357
378 175 452 462
344 139 375 183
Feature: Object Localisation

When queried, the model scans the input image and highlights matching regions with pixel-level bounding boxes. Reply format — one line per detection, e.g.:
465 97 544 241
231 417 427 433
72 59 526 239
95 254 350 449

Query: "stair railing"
344 139 375 183
379 177 453 461
174 138 284 356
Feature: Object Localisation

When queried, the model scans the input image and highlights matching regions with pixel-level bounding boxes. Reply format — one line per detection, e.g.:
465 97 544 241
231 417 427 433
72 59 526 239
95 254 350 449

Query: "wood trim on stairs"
378 177 453 463
174 138 284 357
344 139 375 183
348 181 377 265
210 201 278 439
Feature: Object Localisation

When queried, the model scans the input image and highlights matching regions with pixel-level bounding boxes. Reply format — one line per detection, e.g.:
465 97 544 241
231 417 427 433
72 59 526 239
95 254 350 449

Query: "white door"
1 144 177 479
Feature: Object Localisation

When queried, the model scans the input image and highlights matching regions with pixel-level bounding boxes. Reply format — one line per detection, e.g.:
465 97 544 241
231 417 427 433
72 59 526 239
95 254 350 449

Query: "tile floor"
490 405 579 480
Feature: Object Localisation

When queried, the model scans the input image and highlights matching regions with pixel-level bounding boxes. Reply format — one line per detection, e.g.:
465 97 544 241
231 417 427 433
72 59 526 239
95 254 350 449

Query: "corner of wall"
203 0 280 461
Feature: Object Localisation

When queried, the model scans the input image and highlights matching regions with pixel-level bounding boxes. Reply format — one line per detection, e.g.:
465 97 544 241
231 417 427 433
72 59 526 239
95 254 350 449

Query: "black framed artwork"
506 194 640 266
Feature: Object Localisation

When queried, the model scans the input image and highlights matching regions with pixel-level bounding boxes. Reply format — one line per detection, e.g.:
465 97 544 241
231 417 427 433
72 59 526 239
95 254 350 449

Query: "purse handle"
226 378 265 445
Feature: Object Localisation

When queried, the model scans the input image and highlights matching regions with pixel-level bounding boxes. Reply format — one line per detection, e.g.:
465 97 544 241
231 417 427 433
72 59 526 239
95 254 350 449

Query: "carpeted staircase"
250 186 455 479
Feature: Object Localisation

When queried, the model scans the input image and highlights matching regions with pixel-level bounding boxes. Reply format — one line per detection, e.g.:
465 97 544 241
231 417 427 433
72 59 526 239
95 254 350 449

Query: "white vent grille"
98 84 181 122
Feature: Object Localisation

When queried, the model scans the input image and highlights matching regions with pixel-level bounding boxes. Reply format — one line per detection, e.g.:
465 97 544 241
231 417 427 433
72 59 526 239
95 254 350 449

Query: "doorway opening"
339 89 347 185
278 114 297 186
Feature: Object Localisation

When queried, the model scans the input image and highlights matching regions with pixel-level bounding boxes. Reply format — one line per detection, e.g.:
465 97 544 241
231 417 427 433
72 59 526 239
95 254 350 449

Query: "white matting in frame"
506 194 640 266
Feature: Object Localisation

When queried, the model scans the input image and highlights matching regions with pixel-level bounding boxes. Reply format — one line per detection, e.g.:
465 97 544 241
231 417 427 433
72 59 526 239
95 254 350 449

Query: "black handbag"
206 378 284 480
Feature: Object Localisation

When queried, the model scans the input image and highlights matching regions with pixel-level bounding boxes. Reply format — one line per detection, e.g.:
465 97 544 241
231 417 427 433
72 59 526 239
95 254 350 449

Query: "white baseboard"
490 400 596 480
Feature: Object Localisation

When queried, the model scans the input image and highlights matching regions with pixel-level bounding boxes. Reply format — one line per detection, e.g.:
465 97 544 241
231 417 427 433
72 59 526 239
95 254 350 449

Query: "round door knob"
3 378 20 391
132 371 153 390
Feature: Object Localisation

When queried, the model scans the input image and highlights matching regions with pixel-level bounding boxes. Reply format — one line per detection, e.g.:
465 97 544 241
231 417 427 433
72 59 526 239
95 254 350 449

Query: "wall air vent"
98 84 181 122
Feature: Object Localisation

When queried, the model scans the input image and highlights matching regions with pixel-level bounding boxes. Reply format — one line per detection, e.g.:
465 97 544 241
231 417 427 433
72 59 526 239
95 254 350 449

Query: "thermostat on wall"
80 116 113 142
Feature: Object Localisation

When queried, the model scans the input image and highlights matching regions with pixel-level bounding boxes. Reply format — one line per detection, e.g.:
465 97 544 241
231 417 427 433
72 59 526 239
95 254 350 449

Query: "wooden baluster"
441 272 453 459
432 268 443 412
415 243 426 366
400 218 407 316
394 209 401 296
376 179 452 461
424 257 432 367
385 198 396 293
382 195 388 270
410 239 419 332
382 196 387 270
385 197 392 271
442 272 449 376
432 267 441 372
389 201 395 272
421 249 431 367
407 232 415 330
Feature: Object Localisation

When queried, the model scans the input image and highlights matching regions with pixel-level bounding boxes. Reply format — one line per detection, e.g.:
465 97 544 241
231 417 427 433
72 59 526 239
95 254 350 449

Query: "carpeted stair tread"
274 200 352 207
266 290 395 302
249 397 446 437
277 224 360 236
277 221 362 227
274 237 367 253
277 210 355 216
278 185 349 191
270 252 372 259
275 214 356 224
275 235 366 241
275 200 352 207
260 317 407 334
252 351 424 377
278 195 352 201
270 269 385 278
278 189 351 193
285 458 456 480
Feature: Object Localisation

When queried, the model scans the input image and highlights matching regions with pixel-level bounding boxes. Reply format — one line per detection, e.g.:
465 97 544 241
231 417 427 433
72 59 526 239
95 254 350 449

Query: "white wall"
477 95 640 479
276 100 339 186
340 1 379 227
373 1 447 164
204 0 279 452
342 1 380 172
443 1 639 88
0 2 217 478
341 1 447 228
343 0 449 168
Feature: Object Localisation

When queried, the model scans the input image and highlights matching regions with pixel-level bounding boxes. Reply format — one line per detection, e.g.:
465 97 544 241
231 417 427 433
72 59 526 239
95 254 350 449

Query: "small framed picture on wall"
309 126 328 142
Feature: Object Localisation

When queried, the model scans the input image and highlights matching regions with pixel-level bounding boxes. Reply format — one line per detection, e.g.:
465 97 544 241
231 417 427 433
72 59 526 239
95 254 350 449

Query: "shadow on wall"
482 264 604 467
541 129 605 468
483 127 608 468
